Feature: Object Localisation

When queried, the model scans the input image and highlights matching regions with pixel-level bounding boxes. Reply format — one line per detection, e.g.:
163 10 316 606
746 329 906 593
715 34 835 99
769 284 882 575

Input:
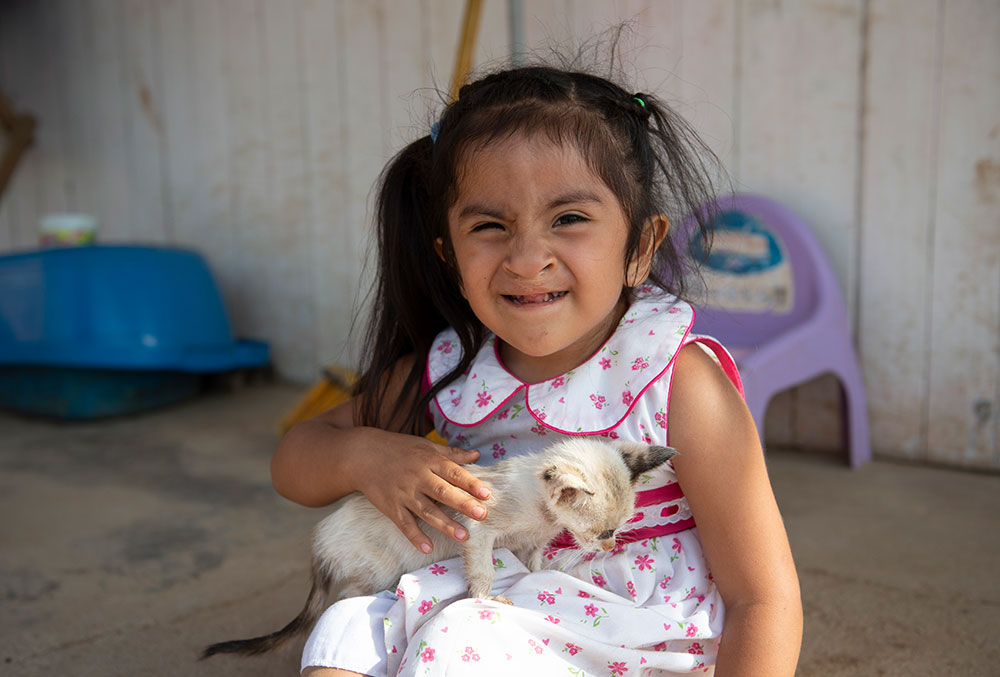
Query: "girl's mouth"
505 291 568 305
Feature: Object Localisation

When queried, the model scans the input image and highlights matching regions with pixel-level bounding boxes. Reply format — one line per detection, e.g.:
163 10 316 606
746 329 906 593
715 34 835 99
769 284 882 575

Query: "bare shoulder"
665 341 768 551
667 343 799 610
667 342 757 457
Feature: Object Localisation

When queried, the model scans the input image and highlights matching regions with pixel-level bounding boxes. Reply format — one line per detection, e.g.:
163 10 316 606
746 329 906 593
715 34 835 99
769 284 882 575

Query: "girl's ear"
626 215 669 287
435 237 467 298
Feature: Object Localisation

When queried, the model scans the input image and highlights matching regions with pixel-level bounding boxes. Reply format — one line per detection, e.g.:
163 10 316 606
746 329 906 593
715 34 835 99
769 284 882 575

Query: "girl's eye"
554 213 587 226
472 222 503 232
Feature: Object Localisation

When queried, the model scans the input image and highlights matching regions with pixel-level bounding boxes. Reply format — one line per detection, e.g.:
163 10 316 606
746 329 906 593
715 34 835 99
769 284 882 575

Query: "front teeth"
509 292 567 305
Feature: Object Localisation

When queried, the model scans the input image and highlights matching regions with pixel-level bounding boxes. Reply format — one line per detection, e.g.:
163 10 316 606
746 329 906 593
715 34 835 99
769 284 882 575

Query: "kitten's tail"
200 566 332 659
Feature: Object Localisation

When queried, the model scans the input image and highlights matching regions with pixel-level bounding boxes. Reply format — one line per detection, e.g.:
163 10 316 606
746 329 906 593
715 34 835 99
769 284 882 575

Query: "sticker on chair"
689 210 793 314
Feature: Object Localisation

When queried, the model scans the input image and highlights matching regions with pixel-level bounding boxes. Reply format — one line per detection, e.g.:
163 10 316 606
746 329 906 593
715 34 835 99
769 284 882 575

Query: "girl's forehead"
453 133 611 201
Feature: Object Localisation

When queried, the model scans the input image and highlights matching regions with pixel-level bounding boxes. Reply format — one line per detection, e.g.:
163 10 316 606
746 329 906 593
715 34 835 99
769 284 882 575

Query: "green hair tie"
633 96 646 107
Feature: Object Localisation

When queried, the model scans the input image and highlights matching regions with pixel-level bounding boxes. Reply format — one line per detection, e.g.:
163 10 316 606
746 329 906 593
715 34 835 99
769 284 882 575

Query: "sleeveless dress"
301 287 743 676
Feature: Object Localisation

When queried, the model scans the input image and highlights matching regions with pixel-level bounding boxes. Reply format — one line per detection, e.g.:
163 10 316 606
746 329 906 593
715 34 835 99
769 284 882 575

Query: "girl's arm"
271 354 492 555
668 344 802 676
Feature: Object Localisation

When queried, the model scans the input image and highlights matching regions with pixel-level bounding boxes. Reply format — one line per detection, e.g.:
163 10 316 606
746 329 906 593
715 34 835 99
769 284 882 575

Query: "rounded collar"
428 287 694 435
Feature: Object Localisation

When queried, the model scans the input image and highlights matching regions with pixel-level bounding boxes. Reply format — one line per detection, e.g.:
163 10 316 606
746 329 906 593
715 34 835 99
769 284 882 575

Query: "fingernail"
420 543 432 553
454 527 468 540
478 487 491 499
472 506 486 519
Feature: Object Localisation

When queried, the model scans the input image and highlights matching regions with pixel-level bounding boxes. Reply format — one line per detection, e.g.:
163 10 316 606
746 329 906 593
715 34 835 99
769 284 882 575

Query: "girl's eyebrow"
548 190 604 209
457 203 507 220
456 190 605 220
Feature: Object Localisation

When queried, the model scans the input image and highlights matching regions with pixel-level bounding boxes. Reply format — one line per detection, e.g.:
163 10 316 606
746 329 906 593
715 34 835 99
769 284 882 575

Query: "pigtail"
356 136 447 432
355 134 487 434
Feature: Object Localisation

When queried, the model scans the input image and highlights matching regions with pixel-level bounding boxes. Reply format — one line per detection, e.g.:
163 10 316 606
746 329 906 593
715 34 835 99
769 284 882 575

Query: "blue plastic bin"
0 245 269 418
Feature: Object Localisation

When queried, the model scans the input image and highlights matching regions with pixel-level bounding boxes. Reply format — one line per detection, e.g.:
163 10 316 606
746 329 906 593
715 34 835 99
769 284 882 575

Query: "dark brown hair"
356 64 721 433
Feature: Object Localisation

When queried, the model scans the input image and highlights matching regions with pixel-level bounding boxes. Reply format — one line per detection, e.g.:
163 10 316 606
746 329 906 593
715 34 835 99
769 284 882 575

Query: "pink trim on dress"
634 482 685 507
522 319 694 437
432 384 527 429
548 517 697 551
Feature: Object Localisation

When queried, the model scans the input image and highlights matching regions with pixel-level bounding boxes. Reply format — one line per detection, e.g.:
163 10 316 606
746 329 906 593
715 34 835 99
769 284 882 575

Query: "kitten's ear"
614 442 678 482
542 467 594 506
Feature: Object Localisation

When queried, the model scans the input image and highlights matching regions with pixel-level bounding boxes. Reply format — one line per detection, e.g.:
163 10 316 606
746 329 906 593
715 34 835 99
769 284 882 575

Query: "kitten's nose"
600 539 616 552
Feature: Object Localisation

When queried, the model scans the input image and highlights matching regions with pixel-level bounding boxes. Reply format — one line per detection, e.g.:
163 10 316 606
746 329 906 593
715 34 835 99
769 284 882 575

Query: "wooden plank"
52 0 101 226
671 0 738 179
332 0 388 368
300 0 351 374
259 0 316 383
120 0 167 243
181 1 237 315
425 0 465 97
475 0 511 72
86 0 132 240
219 0 271 342
30 0 74 232
155 0 195 246
0 0 37 250
926 0 1000 469
858 0 940 460
384 0 428 152
0 8 14 250
737 0 864 452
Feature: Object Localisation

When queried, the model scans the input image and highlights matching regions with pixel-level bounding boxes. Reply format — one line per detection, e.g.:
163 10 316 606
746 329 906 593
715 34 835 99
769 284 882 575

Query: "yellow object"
277 365 449 446
448 0 483 101
277 366 355 435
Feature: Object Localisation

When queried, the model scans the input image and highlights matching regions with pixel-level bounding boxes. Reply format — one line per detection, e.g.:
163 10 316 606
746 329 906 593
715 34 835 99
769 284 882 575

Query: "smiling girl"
273 64 802 676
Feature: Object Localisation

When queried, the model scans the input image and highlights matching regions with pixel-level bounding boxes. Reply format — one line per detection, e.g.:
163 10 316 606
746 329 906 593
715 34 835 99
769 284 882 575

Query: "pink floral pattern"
364 289 739 676
425 288 718 437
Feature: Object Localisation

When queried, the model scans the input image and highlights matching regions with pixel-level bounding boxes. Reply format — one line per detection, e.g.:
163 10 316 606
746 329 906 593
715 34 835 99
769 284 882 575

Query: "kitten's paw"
487 595 513 605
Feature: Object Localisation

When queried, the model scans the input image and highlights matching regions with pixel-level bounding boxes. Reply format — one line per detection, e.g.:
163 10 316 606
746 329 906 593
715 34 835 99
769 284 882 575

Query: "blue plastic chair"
676 194 871 467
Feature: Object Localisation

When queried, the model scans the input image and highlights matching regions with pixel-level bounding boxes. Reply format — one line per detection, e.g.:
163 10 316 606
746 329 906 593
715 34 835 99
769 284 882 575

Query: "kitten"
202 438 676 658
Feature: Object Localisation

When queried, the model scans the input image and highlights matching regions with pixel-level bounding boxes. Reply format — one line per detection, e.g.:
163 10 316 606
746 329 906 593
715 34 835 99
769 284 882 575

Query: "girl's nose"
503 230 556 278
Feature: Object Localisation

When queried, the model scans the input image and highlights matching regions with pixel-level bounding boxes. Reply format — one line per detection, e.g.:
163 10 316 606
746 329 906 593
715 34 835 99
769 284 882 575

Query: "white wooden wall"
1 0 998 470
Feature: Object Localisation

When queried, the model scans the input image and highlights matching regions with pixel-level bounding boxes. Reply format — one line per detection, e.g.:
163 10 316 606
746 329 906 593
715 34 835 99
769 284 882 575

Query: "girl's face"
442 134 653 384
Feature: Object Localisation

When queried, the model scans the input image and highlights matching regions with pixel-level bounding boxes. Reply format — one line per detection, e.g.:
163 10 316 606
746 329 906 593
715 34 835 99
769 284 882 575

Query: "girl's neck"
496 294 629 384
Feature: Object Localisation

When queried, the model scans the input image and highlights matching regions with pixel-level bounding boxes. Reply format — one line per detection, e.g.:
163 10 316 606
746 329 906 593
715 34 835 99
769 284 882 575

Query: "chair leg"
835 362 872 468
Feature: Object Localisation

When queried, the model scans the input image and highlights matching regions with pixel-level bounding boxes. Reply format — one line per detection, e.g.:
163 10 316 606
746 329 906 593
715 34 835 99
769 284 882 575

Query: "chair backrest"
672 193 843 348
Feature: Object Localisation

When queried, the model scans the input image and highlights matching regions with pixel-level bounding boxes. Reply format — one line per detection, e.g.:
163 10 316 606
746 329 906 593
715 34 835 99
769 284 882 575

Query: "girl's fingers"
412 497 470 544
437 447 493 502
426 472 488 526
393 510 435 554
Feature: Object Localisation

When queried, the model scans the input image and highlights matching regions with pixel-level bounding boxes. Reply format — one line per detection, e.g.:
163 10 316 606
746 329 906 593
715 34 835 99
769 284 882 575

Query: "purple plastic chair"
676 194 871 467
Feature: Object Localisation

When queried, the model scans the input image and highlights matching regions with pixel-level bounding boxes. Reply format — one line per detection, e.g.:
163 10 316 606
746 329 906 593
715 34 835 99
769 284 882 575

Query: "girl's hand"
272 353 492 554
348 433 492 554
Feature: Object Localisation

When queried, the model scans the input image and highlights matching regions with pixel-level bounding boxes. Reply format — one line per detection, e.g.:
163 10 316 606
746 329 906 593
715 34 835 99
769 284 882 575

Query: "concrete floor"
1 382 997 676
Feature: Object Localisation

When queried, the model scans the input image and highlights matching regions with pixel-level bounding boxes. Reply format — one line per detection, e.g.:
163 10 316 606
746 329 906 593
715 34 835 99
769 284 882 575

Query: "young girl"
272 64 802 676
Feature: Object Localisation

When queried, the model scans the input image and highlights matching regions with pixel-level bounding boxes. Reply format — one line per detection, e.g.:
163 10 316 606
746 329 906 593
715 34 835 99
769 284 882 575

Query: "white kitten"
203 438 676 658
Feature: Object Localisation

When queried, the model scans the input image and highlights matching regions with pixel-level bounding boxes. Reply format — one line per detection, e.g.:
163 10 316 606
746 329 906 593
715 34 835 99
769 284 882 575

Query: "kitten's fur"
203 438 676 658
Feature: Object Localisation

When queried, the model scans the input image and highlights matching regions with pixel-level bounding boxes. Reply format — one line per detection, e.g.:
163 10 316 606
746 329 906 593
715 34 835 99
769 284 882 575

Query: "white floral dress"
301 288 743 676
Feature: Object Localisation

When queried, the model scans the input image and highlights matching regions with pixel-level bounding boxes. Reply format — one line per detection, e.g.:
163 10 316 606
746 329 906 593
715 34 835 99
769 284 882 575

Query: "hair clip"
430 121 441 143
633 96 646 108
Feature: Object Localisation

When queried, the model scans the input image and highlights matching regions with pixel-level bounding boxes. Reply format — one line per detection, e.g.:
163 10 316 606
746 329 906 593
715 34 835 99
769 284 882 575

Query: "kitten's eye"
554 213 587 226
